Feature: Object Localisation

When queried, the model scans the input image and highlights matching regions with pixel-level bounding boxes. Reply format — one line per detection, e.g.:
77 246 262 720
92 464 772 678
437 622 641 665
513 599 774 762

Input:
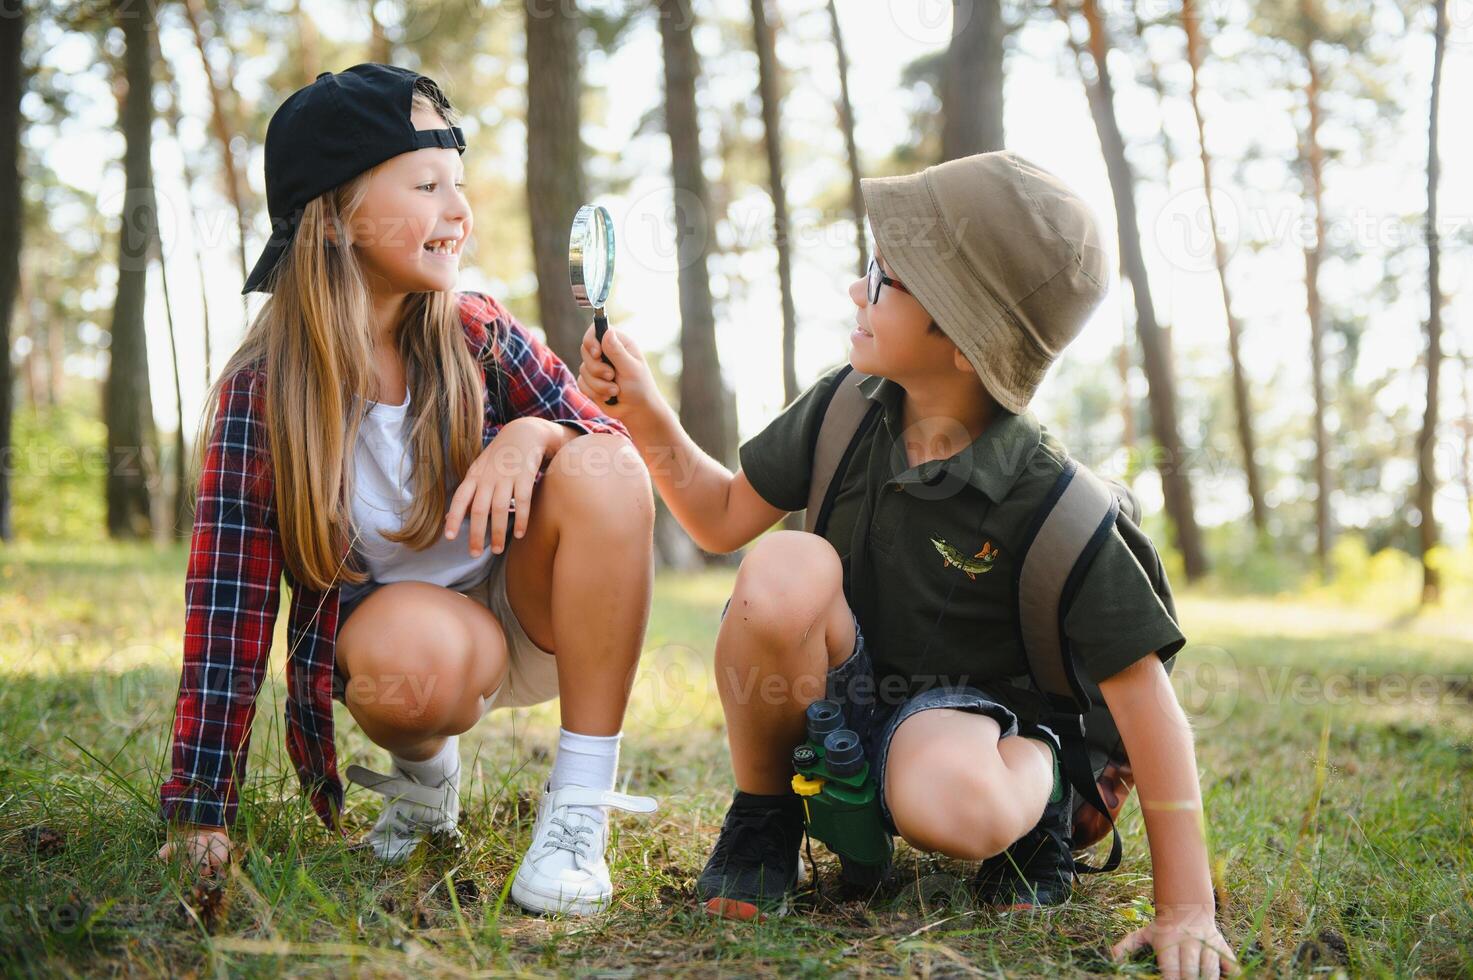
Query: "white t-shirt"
341 387 493 601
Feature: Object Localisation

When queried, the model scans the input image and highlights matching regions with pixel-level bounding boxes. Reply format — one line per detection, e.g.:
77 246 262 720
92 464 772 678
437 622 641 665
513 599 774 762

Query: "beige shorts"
466 553 561 713
334 555 560 713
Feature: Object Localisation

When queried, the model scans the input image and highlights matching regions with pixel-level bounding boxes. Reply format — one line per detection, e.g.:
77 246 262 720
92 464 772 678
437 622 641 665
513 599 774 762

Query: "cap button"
316 71 332 80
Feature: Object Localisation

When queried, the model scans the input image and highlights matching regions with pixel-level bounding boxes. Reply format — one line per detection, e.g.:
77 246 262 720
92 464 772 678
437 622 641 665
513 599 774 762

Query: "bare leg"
502 432 655 735
714 531 857 795
336 581 509 760
884 709 1055 860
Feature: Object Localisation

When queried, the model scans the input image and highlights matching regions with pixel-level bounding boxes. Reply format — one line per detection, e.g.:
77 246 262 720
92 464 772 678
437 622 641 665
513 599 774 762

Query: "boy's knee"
729 532 842 635
889 761 1016 860
886 718 1019 860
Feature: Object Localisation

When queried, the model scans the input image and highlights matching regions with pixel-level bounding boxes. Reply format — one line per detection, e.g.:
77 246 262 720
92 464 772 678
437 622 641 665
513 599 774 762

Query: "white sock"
548 728 620 824
392 734 459 787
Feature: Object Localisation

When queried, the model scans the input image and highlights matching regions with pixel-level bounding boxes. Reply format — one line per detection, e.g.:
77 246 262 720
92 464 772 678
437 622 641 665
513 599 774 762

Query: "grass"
1 540 1470 977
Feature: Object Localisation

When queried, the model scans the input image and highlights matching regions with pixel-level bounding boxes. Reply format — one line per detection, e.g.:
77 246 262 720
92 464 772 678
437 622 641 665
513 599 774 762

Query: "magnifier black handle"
593 311 618 406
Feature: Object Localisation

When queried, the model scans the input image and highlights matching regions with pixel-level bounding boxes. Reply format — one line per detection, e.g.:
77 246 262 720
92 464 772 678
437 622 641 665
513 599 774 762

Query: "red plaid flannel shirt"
159 291 628 831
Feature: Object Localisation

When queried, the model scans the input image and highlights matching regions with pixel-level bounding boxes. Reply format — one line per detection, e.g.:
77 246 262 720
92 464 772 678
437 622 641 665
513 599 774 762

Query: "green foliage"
9 393 110 542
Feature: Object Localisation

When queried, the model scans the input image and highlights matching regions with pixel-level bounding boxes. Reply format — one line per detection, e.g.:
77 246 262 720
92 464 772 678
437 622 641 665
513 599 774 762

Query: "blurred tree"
1415 0 1447 603
154 226 189 538
1461 352 1472 544
941 0 1004 158
657 0 729 467
1055 0 1209 581
749 0 797 403
826 0 865 278
0 0 22 541
1296 0 1332 575
150 29 199 536
525 0 589 367
104 0 159 538
293 0 321 86
181 0 251 315
1183 0 1268 532
154 39 214 387
367 0 394 65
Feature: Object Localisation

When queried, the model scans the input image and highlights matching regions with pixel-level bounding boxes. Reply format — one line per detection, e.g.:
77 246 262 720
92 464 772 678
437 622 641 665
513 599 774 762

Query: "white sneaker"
345 756 462 864
510 781 658 916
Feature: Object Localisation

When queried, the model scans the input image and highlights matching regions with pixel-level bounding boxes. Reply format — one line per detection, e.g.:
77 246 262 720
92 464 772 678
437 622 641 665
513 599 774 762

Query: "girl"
156 64 657 917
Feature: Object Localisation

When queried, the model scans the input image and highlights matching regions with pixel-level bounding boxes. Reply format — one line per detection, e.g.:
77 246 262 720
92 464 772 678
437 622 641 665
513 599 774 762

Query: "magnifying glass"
569 204 617 406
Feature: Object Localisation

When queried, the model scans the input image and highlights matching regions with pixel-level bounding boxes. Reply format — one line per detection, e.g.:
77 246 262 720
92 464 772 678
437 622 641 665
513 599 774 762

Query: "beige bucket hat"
860 151 1110 414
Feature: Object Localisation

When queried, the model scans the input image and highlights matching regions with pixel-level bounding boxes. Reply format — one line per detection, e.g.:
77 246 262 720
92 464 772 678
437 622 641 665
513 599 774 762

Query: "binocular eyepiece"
805 699 865 776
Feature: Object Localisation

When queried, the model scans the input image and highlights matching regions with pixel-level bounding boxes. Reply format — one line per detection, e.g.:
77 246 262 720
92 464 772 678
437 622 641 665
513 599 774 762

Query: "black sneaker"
973 722 1074 909
696 790 805 921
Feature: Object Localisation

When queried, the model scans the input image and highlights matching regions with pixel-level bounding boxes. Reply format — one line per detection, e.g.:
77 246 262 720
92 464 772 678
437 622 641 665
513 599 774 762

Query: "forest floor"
2 541 1470 977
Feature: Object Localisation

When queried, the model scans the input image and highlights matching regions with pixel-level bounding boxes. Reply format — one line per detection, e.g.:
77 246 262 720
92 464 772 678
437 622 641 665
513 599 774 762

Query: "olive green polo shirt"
738 365 1185 713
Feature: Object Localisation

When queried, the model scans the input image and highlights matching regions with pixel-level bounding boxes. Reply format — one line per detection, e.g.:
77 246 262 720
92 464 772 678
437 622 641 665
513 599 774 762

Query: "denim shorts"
720 596 1020 835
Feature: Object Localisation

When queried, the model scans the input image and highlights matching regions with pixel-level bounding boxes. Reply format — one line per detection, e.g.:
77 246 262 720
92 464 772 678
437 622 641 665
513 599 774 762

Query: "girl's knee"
546 433 653 523
340 588 507 737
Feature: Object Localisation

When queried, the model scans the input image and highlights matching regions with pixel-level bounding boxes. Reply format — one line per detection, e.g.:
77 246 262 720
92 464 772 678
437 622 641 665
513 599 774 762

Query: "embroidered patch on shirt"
930 536 998 580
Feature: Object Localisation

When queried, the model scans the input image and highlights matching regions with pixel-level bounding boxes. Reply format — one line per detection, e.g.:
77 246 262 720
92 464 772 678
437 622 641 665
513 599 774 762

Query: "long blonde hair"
195 82 488 592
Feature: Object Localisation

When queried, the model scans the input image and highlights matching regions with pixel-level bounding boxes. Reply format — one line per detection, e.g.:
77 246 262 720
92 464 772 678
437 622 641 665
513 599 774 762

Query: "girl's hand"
444 416 566 556
1112 906 1239 979
158 825 233 878
576 324 657 423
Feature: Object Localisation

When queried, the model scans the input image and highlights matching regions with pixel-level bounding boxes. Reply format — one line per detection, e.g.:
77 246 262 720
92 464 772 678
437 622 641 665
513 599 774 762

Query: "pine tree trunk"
827 0 867 278
0 0 22 541
749 0 798 403
105 0 158 539
1460 354 1472 545
155 33 214 386
658 0 729 466
525 0 588 369
1183 0 1267 532
941 0 1004 160
1066 0 1208 580
294 0 321 86
181 0 250 306
367 0 393 65
155 233 190 538
1416 0 1448 603
1297 1 1332 575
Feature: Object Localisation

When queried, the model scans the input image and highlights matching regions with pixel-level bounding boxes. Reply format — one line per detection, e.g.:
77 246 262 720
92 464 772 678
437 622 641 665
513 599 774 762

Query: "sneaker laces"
543 814 597 861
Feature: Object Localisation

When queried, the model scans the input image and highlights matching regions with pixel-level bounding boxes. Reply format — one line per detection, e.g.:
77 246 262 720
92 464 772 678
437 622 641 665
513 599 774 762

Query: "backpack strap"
1016 458 1120 711
803 366 881 537
1015 457 1126 874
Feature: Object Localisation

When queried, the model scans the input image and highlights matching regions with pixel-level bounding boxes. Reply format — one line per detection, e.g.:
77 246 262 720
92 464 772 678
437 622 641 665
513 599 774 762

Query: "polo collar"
860 374 1041 503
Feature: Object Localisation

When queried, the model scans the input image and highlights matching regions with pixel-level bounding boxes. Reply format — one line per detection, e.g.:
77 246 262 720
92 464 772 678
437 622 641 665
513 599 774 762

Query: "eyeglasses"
867 257 912 305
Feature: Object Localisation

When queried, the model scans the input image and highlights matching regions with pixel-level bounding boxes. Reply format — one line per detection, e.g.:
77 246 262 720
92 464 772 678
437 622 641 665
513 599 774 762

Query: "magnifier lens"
585 221 607 303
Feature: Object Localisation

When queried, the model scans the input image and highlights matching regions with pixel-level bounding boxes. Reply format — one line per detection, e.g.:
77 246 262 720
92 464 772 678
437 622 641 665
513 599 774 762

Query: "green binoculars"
790 699 893 886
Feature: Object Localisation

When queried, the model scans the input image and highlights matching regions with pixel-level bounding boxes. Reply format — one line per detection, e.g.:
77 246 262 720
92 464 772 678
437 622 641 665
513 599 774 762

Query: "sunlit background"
11 0 1473 581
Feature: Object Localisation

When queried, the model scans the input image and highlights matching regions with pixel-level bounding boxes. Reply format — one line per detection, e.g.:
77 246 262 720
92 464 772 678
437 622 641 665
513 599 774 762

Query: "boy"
577 152 1236 977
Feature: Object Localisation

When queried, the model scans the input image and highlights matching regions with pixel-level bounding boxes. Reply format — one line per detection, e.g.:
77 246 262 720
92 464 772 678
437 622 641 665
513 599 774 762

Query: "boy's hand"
576 324 659 423
158 825 232 878
1112 906 1238 979
444 417 567 556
